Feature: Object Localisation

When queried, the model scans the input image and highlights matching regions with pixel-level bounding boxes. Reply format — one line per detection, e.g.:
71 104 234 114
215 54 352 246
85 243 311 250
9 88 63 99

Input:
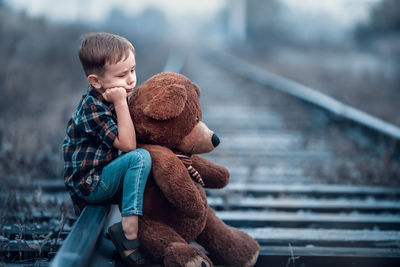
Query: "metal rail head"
50 205 110 267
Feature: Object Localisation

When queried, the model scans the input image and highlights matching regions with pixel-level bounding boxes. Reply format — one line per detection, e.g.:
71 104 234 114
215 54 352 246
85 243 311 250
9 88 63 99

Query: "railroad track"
187 48 400 266
2 47 400 266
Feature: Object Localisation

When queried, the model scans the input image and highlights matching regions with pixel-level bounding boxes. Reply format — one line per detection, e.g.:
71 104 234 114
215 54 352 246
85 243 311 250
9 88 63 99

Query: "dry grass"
0 8 86 186
274 89 400 186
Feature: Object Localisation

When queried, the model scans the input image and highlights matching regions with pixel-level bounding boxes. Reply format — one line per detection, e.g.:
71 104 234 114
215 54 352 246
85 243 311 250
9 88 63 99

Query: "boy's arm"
103 87 136 152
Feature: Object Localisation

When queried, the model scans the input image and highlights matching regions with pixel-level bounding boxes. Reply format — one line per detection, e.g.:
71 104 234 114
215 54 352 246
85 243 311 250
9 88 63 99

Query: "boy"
63 32 151 265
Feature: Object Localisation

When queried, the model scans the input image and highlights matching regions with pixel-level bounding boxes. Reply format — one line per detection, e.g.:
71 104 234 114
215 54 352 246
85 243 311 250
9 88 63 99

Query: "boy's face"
89 50 136 98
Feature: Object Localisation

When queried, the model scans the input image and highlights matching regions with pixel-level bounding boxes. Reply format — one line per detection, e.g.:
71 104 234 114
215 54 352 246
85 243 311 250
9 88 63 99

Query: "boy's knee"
136 148 151 164
126 149 151 166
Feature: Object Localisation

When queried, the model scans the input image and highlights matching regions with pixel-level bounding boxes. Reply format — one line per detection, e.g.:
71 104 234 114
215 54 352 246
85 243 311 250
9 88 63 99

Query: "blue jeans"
87 149 151 217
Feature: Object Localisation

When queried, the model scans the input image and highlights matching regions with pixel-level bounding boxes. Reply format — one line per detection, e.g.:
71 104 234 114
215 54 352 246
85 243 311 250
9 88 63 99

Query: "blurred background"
0 0 399 187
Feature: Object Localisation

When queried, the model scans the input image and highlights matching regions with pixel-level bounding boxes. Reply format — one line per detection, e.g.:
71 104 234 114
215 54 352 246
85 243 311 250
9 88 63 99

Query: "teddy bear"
128 72 260 267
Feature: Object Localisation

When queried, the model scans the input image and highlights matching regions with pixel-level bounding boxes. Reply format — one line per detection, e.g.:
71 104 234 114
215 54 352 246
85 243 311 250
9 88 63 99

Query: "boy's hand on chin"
102 87 127 104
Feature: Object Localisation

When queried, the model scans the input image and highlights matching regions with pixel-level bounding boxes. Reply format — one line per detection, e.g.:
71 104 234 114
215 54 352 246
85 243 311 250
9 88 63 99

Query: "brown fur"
128 72 260 267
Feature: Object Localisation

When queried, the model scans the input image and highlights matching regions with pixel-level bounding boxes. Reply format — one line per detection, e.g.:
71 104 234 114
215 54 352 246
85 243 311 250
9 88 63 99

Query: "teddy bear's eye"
196 116 199 122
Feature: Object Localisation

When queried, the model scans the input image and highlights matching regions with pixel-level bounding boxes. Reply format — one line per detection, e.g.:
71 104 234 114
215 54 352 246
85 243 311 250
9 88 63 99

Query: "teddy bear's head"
129 72 220 154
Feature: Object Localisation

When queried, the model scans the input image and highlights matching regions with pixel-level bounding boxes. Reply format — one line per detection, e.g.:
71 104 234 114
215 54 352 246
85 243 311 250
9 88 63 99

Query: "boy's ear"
87 74 102 89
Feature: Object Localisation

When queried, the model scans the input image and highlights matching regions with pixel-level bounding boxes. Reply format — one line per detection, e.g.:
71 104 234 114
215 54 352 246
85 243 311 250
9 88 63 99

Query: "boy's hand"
102 87 127 104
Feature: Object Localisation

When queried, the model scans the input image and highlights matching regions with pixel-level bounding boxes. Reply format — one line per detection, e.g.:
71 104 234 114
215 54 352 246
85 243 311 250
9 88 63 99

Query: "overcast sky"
4 0 381 26
4 0 226 22
281 0 381 26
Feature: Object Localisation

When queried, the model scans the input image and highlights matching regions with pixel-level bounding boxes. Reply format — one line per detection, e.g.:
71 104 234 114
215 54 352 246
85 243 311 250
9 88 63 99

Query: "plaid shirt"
63 85 120 214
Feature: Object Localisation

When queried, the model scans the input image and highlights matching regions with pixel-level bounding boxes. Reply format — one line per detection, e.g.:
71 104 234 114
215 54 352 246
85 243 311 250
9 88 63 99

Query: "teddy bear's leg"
140 219 213 267
196 207 260 267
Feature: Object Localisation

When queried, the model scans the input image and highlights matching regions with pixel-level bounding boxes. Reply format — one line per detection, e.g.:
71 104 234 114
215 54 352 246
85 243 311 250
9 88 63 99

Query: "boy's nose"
127 75 135 85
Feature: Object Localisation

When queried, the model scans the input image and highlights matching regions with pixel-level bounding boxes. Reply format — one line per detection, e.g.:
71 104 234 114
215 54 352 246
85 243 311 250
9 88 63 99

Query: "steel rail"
50 205 110 267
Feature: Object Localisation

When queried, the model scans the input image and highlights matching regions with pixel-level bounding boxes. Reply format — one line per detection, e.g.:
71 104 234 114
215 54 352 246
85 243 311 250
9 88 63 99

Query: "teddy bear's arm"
141 144 206 218
191 155 230 189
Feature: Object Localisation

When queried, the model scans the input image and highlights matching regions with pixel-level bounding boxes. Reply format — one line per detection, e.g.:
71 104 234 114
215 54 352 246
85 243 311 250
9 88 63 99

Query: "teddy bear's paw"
184 256 211 267
163 242 213 267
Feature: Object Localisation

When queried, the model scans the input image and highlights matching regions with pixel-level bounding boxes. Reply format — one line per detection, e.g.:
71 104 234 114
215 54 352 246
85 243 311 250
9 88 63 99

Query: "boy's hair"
78 32 135 77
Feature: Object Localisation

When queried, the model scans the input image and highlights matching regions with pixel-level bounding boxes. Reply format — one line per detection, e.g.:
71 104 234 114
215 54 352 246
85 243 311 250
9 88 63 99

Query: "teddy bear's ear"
143 84 187 120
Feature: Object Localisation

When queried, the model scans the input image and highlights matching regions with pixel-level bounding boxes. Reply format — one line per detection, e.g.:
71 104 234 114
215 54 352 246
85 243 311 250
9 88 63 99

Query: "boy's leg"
119 149 151 217
89 148 151 257
88 148 151 212
119 149 151 247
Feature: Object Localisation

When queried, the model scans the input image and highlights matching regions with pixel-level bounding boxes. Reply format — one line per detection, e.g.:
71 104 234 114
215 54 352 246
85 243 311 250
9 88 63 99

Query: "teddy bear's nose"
212 134 220 148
